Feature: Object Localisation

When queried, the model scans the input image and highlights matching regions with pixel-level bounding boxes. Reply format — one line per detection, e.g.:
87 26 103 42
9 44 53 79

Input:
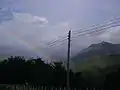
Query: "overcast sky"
0 0 120 60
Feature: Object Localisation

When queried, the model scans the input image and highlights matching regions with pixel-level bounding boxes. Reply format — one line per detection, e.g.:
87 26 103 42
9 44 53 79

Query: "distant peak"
88 41 112 48
100 41 112 45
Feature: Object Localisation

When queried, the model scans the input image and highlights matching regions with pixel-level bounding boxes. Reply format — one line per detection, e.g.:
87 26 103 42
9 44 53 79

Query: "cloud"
0 11 49 44
0 9 50 58
0 8 73 60
0 0 120 61
13 13 48 26
97 26 120 43
0 8 13 22
0 9 120 61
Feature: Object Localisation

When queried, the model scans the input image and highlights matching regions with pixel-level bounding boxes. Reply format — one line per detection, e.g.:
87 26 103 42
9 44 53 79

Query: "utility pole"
67 30 71 90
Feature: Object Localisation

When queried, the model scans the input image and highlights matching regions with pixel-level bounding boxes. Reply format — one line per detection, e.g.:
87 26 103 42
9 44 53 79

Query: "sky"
0 0 120 61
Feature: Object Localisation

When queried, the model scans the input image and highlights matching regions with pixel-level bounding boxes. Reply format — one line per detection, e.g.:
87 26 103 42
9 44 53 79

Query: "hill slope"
72 41 120 72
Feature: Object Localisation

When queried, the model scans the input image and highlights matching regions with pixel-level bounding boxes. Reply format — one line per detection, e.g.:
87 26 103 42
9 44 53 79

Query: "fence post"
63 87 66 90
17 85 19 90
15 84 16 90
41 86 43 90
24 85 26 90
86 88 88 90
33 86 35 90
30 85 32 90
45 86 47 90
38 86 40 90
65 87 66 90
56 87 57 90
22 85 24 90
59 87 61 90
51 87 53 90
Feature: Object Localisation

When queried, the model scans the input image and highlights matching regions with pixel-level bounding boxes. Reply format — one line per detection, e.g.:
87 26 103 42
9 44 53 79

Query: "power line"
35 16 120 68
46 27 107 47
72 16 120 34
72 17 120 35
72 21 120 38
45 36 67 46
43 16 120 47
45 32 68 45
46 20 120 47
47 38 67 47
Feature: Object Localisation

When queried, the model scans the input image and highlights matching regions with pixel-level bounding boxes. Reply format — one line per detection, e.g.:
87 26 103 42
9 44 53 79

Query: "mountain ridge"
72 41 120 62
71 41 120 72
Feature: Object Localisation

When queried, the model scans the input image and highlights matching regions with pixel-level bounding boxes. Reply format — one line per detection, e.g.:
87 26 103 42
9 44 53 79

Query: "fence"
0 84 105 90
0 84 77 90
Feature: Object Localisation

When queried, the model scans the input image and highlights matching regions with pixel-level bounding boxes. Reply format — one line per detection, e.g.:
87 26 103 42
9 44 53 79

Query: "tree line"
0 56 120 89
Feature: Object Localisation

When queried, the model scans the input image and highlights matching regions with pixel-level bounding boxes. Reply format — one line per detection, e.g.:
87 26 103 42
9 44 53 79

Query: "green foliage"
0 55 120 88
75 55 120 73
0 56 82 88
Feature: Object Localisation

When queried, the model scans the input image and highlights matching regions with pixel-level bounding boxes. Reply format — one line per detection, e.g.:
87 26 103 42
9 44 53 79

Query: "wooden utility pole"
67 30 71 90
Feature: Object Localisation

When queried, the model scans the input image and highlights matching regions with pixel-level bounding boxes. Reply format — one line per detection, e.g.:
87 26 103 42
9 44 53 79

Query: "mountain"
71 41 120 87
72 41 120 72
